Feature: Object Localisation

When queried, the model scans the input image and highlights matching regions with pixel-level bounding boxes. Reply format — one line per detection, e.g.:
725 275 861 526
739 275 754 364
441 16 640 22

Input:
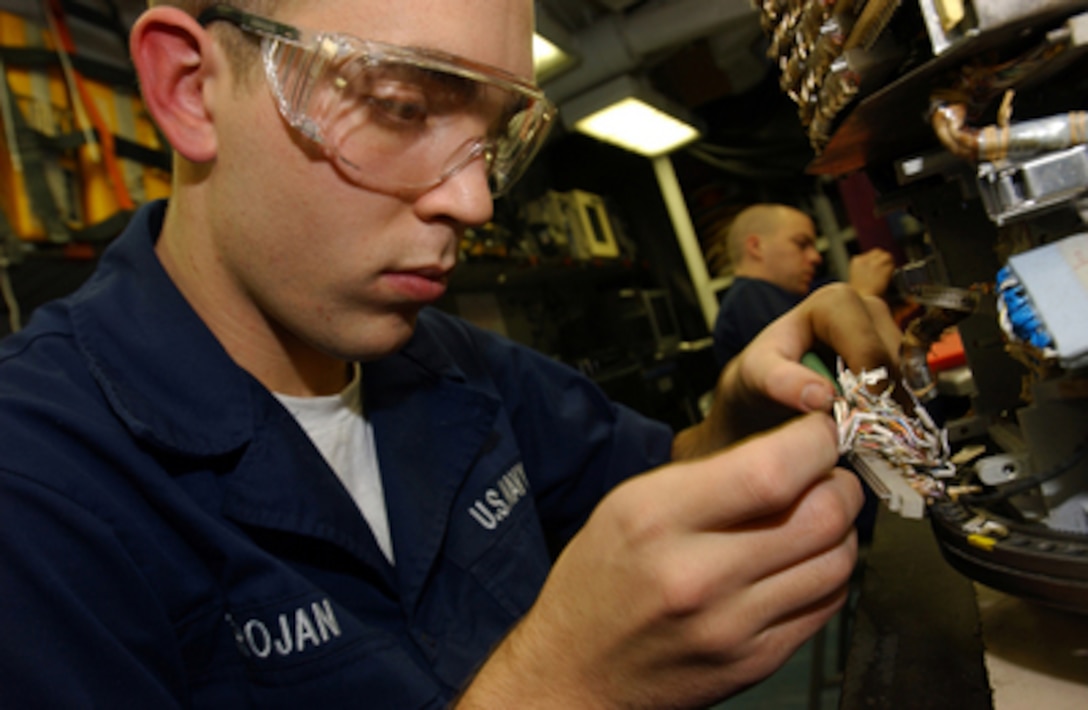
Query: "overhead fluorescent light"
574 98 702 157
533 33 575 81
561 75 703 157
533 9 578 82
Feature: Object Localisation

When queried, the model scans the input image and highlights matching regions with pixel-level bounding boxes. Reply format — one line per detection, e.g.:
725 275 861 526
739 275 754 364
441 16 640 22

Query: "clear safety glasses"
197 5 556 198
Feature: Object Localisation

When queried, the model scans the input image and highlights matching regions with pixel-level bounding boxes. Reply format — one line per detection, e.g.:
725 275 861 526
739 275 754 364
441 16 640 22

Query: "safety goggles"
197 4 556 198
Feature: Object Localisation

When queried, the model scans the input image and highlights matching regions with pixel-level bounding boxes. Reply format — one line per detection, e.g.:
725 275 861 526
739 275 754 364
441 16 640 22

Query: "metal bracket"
977 144 1088 225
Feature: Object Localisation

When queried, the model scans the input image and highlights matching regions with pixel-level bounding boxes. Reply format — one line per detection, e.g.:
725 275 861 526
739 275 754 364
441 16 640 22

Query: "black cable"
961 437 1088 506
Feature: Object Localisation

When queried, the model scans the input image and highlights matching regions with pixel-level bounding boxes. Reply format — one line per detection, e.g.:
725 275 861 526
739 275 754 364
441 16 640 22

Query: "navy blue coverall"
0 201 673 708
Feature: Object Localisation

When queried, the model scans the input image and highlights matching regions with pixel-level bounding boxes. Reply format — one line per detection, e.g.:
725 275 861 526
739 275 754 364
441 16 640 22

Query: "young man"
0 2 893 707
712 203 899 367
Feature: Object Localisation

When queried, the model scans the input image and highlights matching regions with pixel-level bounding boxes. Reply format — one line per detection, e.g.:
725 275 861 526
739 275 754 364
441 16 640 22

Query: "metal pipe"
979 111 1088 161
931 100 1088 162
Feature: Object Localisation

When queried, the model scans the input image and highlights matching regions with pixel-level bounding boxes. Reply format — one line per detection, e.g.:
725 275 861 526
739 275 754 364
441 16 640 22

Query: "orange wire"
46 0 135 212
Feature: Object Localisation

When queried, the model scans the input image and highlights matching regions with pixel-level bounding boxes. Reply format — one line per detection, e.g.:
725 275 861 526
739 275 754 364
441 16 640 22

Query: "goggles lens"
199 5 555 198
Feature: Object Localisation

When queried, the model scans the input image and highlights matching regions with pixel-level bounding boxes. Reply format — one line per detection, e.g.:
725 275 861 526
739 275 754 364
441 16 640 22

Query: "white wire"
0 257 22 334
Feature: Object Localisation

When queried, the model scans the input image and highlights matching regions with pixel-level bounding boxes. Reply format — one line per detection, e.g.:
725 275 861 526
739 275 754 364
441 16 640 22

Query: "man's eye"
373 96 426 123
367 83 429 126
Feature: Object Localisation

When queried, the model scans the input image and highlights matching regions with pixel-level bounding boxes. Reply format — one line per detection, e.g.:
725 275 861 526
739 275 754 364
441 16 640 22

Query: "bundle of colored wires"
834 360 954 502
996 266 1057 353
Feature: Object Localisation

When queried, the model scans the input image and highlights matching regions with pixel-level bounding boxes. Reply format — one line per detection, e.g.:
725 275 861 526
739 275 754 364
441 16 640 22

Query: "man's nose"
414 154 495 227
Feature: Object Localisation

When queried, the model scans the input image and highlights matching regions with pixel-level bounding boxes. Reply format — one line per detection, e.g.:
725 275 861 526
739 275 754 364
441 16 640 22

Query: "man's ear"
744 233 763 262
129 7 220 163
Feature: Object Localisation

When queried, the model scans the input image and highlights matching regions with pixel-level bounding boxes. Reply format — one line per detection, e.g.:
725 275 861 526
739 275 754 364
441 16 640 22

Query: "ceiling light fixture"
533 9 579 82
561 74 703 157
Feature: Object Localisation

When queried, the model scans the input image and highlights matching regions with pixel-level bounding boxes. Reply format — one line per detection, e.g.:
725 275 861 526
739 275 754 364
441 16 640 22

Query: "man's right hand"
457 411 862 709
849 249 896 298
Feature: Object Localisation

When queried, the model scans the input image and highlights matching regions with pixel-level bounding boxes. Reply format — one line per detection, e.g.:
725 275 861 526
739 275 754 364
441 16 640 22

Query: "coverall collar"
68 200 476 456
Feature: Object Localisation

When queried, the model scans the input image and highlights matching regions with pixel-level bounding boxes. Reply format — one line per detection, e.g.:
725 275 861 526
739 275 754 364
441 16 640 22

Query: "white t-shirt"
274 366 393 563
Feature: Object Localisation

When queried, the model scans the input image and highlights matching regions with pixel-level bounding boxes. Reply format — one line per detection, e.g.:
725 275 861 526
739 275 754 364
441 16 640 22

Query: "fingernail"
801 382 834 412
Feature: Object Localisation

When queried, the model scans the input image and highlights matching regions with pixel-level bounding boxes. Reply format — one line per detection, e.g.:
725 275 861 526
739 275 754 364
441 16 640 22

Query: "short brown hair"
148 1 284 17
149 1 287 84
